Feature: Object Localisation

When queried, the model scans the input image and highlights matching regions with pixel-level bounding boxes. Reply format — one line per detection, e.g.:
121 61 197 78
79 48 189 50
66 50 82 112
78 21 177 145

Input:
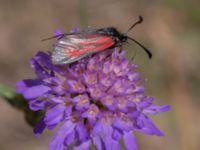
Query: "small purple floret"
16 44 169 149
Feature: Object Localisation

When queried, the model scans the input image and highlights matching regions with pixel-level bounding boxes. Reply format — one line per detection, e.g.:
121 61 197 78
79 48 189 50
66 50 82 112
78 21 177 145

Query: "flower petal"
104 138 120 150
49 120 75 150
76 122 88 142
29 99 47 111
16 79 43 94
112 117 133 131
54 28 62 36
74 140 91 150
112 129 122 141
67 79 85 93
135 114 164 136
64 130 75 146
123 131 138 150
144 105 170 115
71 27 80 33
44 104 65 129
23 85 50 99
30 58 50 79
33 117 46 138
92 136 103 150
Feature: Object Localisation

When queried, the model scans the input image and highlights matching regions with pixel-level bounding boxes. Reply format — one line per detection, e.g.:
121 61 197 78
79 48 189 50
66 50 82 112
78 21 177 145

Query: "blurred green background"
0 0 199 150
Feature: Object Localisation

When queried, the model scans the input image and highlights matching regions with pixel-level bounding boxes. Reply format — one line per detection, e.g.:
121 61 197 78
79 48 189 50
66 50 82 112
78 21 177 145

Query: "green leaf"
0 84 26 110
25 110 44 127
0 84 43 127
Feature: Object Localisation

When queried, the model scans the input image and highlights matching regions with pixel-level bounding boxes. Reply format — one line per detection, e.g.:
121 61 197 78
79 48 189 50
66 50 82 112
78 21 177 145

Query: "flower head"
16 31 169 150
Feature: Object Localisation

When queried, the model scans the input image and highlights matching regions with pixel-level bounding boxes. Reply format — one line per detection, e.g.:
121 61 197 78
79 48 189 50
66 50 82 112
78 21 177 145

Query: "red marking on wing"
65 35 113 57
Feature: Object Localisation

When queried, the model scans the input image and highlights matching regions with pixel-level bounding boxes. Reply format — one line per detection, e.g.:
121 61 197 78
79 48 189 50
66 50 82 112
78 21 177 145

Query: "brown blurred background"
0 0 199 150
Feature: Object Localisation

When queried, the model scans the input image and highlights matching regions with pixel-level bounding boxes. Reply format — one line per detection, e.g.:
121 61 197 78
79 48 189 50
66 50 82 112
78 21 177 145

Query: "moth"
42 16 152 65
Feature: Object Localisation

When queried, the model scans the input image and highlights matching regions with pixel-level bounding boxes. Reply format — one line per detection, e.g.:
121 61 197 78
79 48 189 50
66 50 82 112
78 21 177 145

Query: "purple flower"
16 39 169 150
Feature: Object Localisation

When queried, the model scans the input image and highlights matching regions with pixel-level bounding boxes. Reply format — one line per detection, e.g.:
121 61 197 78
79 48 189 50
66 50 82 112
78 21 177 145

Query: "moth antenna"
41 34 65 41
41 33 81 41
128 36 152 58
126 16 143 33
